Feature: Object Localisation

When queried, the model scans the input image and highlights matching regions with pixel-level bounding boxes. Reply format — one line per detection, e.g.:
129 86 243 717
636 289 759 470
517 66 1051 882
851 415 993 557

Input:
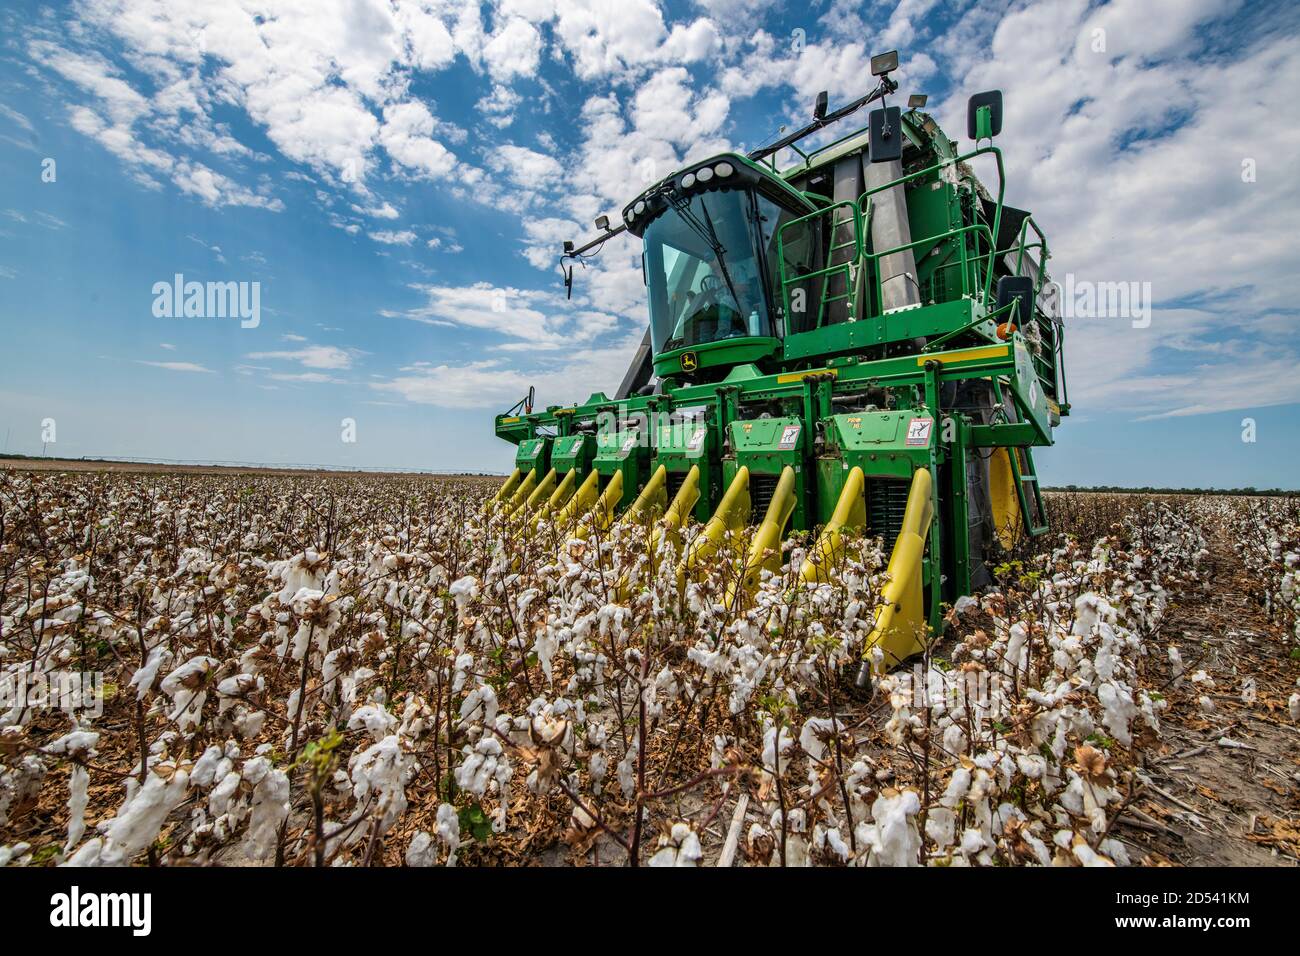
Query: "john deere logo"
680 351 698 371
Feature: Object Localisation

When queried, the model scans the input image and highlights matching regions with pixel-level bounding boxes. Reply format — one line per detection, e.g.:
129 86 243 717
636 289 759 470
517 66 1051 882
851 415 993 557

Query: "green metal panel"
728 416 809 529
515 437 550 477
653 337 781 379
781 299 995 362
593 428 650 509
551 433 595 476
653 419 717 522
823 411 926 479
1007 333 1053 441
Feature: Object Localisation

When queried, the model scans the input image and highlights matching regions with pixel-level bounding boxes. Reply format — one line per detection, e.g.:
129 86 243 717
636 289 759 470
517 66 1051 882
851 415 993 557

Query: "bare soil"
1118 529 1300 865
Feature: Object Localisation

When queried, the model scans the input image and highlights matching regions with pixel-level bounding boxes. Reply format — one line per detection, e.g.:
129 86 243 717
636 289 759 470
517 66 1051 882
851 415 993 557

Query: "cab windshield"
644 188 788 353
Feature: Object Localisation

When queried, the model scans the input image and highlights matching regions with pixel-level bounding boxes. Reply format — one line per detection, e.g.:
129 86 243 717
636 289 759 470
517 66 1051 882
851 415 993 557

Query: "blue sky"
0 0 1298 486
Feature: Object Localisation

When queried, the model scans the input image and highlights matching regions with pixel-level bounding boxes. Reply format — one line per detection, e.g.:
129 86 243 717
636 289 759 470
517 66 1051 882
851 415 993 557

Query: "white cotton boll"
189 743 224 790
1198 695 1216 714
435 802 460 866
349 735 411 837
533 631 558 686
348 703 397 741
925 807 955 851
459 685 498 726
160 656 219 732
822 827 850 862
616 744 637 800
65 764 90 851
406 831 437 867
942 721 967 757
1190 669 1215 688
959 828 986 857
1072 842 1114 867
941 767 971 808
798 716 839 763
235 712 265 738
208 771 241 817
761 722 794 775
1167 646 1184 686
648 822 702 867
128 645 172 700
61 838 102 867
290 621 314 662
452 653 475 693
244 768 289 863
1015 753 1047 780
449 576 479 610
241 755 272 787
1097 682 1137 748
455 737 505 797
1287 693 1299 721
46 730 100 756
861 790 921 867
1005 622 1027 675
99 769 191 865
1071 593 1107 637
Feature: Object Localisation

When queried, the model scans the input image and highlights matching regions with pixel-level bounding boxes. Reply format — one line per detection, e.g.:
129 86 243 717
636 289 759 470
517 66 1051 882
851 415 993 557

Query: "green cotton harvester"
488 51 1068 690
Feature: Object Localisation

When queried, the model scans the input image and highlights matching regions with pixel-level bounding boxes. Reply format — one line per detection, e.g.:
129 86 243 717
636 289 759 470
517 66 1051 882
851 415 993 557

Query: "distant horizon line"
2 453 1297 494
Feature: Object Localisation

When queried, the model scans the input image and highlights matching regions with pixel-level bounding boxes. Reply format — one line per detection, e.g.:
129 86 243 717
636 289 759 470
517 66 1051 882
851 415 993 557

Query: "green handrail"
776 199 863 331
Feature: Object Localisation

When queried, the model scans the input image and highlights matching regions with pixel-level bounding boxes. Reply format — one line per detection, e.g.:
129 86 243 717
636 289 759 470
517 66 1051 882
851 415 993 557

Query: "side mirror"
996 275 1034 330
967 90 1003 140
813 90 828 121
868 105 902 163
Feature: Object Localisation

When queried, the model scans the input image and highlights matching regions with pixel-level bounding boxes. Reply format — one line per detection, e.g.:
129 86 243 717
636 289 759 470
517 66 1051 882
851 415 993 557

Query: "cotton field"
1 469 1296 868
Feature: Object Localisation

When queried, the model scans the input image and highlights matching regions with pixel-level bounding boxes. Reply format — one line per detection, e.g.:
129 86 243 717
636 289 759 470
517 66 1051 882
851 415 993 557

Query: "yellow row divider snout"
857 466 934 688
799 466 866 583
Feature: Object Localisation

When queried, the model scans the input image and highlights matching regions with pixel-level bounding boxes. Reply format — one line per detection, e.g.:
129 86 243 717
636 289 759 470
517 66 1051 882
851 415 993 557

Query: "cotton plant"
0 471 1243 867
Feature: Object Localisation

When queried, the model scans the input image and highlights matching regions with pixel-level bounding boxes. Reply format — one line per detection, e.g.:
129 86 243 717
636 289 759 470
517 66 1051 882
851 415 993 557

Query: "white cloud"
377 100 459 180
552 0 719 79
246 344 354 370
482 17 543 81
369 229 418 245
386 280 625 349
371 328 642 409
476 83 521 128
134 360 213 373
488 143 563 190
353 200 400 219
929 0 1300 419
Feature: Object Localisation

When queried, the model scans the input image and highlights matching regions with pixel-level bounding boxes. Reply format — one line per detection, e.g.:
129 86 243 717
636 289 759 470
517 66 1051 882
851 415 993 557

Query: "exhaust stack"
865 157 921 312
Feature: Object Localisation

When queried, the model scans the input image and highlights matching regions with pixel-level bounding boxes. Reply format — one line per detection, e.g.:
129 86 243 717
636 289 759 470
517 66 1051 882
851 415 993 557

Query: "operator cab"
622 154 818 383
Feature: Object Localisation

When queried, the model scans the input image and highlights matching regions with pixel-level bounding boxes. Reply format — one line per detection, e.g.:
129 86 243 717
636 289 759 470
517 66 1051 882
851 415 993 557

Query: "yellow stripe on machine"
776 367 838 384
917 344 1010 366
